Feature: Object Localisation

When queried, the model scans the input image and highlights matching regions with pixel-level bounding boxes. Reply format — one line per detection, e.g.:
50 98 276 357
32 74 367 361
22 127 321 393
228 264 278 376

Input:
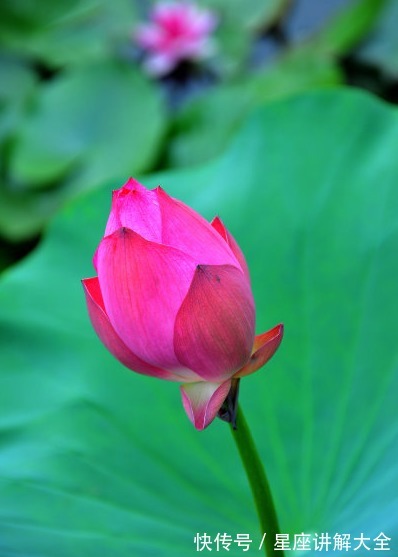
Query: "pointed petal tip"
103 225 135 240
154 184 171 199
180 380 232 430
252 322 284 350
210 215 227 240
82 276 97 292
82 276 104 307
124 177 143 190
210 216 251 280
111 178 146 201
154 184 166 192
210 215 222 226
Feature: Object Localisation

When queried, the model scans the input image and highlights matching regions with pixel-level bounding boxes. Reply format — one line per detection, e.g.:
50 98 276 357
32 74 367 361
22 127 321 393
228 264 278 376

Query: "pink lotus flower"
82 178 283 430
134 1 217 76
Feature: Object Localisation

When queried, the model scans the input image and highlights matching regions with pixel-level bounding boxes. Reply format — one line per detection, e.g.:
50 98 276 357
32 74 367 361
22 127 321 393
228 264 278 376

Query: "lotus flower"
134 1 217 76
82 178 283 429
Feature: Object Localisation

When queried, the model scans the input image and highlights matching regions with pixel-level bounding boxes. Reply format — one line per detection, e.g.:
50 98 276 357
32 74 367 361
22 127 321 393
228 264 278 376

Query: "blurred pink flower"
134 1 217 76
82 178 283 429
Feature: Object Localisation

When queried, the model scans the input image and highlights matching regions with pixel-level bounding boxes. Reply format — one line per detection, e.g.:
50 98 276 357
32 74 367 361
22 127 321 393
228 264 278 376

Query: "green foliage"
0 0 389 246
0 90 397 556
0 0 138 66
204 0 287 30
0 60 166 240
355 0 398 78
167 47 342 167
0 54 37 141
310 0 386 55
202 0 289 74
11 61 165 188
167 0 389 168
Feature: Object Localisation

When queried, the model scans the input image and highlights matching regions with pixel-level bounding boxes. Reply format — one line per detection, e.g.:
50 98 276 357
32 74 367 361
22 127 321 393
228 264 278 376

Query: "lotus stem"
230 406 284 557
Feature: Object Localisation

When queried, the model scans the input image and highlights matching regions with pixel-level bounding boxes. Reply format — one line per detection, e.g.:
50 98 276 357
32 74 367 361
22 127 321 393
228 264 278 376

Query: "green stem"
230 406 284 557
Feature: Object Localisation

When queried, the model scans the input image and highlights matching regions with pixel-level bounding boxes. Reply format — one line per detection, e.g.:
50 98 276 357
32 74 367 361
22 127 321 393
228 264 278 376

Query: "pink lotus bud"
134 1 217 76
82 178 283 429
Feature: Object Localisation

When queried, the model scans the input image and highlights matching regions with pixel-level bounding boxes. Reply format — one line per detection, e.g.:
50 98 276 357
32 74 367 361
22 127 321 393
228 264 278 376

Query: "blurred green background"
0 0 397 555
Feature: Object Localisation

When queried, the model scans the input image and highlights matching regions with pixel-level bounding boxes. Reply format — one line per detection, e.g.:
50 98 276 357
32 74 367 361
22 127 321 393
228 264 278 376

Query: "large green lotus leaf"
0 0 138 67
0 89 397 556
0 56 38 243
0 181 70 241
167 0 387 169
168 46 341 167
10 60 165 189
0 54 37 143
0 60 165 241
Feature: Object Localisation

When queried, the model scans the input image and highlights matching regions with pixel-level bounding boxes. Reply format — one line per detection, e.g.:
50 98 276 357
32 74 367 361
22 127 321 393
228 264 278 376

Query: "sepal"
180 380 232 430
235 324 284 378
